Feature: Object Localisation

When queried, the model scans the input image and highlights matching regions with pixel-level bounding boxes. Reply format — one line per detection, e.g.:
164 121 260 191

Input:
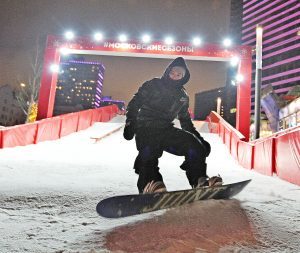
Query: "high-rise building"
54 60 105 115
196 0 300 131
241 0 300 114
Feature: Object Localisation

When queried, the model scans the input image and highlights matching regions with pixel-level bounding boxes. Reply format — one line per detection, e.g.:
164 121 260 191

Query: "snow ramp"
0 116 299 253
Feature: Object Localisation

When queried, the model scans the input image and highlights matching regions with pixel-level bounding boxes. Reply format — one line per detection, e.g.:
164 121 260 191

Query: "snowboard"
96 179 251 218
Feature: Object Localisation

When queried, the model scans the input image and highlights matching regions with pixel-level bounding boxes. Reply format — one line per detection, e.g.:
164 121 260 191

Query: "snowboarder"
123 57 222 194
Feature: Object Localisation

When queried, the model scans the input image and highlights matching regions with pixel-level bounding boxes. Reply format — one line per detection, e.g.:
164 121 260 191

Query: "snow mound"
105 199 257 253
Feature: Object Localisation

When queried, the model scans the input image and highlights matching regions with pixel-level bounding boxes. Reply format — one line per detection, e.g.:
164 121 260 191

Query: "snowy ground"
0 115 299 253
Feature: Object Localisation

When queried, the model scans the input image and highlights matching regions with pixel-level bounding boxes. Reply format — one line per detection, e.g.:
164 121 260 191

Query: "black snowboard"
96 179 251 218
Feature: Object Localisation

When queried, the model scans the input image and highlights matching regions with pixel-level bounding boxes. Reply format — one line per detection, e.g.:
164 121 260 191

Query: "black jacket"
126 57 200 137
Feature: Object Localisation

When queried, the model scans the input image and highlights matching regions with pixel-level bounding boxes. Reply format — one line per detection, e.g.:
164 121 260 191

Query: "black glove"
198 136 211 157
123 121 135 140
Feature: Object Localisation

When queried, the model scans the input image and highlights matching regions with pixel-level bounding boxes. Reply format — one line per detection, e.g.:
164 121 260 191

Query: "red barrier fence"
35 116 61 143
275 129 300 186
207 111 300 186
0 105 119 149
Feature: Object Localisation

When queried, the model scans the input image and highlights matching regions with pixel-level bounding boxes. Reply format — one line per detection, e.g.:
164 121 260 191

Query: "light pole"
217 97 222 115
254 25 263 139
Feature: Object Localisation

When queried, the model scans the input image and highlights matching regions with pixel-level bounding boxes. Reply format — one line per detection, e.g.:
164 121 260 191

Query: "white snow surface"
0 115 299 253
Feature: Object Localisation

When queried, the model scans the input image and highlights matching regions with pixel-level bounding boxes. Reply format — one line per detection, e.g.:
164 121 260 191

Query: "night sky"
0 0 231 111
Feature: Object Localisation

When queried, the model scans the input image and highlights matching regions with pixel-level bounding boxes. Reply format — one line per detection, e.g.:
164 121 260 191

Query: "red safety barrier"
60 112 79 137
91 108 102 124
231 134 239 160
35 116 62 143
77 110 93 131
0 105 119 149
275 129 300 186
111 104 119 115
206 116 219 134
0 129 3 149
224 125 231 152
219 123 225 143
237 140 254 170
100 107 111 122
207 112 221 123
253 137 275 176
207 111 300 186
210 122 219 134
1 123 37 148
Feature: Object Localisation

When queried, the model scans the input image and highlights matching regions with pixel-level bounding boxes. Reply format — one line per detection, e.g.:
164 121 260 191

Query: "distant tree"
16 37 43 123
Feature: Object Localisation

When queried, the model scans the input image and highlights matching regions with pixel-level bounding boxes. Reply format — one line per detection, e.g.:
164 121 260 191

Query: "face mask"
169 66 186 81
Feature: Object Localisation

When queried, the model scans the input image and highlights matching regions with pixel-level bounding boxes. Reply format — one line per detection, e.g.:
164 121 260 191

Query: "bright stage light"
223 38 232 47
119 34 128 42
50 64 60 73
65 31 75 40
192 37 202 46
164 36 173 45
94 32 103 41
60 47 71 55
230 56 240 67
236 74 244 82
141 34 151 43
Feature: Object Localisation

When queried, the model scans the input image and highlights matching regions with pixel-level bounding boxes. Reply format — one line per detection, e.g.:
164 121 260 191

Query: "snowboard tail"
97 179 251 218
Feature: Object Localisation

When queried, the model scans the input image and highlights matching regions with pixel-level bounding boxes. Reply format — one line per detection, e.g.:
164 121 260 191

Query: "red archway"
37 35 252 140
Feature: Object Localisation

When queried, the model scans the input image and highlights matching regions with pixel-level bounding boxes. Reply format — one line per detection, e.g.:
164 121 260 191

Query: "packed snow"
0 115 299 253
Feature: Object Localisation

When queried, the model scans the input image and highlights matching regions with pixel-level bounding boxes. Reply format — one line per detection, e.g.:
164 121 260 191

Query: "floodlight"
223 38 232 47
119 34 128 42
50 64 60 73
164 36 173 45
236 74 244 83
192 37 202 46
94 32 103 41
230 56 240 67
65 31 75 40
141 34 151 43
60 47 71 55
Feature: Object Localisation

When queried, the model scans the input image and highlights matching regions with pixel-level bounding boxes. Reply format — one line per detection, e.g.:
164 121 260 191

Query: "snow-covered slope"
0 116 299 253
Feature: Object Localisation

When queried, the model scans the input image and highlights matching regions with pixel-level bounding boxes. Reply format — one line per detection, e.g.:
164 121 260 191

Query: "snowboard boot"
143 180 167 194
195 175 223 188
208 175 223 186
195 177 209 187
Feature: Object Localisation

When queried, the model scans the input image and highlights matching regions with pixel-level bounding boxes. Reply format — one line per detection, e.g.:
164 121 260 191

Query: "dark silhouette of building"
0 85 26 126
194 87 224 120
194 1 243 126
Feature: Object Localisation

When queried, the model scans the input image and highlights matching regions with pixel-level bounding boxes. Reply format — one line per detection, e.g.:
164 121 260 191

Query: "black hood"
162 57 190 87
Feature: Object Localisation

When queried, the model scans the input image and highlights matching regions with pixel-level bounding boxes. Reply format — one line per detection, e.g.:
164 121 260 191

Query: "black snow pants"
134 126 208 193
